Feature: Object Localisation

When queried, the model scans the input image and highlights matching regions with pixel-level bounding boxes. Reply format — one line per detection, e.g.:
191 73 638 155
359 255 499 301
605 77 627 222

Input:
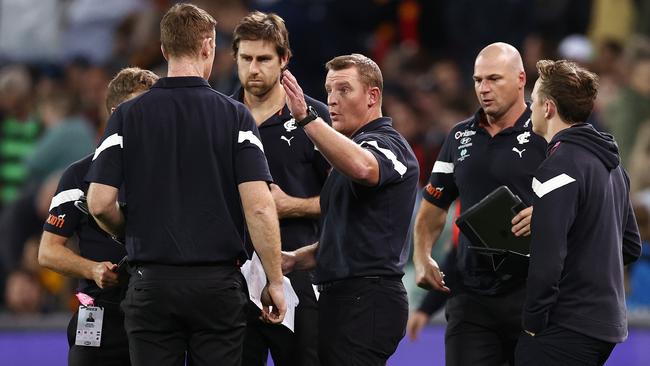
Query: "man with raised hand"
281 54 419 366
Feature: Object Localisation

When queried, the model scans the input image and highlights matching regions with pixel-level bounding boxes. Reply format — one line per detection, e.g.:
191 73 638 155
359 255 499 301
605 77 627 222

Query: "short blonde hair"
106 67 158 113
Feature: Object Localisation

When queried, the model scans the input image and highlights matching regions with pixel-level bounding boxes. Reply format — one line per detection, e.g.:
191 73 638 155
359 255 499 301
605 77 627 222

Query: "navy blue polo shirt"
423 107 546 295
315 117 419 283
86 77 272 265
232 88 330 251
44 154 126 299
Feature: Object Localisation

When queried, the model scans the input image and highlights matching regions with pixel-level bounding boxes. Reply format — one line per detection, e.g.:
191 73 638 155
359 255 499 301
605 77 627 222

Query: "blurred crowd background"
0 0 649 319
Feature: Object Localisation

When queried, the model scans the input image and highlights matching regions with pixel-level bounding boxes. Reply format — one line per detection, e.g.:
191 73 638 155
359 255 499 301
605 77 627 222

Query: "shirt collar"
152 76 211 89
232 86 245 101
352 117 393 139
469 103 532 133
232 86 293 125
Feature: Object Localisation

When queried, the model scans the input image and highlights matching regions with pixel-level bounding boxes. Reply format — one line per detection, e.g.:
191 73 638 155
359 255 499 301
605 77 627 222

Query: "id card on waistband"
75 306 104 347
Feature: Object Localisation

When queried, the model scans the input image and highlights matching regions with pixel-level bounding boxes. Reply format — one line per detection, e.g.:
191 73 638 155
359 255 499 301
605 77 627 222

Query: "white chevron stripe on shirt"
238 131 264 152
360 140 407 176
432 161 454 174
532 174 576 198
49 189 84 211
93 133 123 161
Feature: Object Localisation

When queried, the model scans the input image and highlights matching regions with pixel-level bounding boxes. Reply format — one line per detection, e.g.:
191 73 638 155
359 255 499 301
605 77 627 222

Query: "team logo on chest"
458 148 470 161
284 119 297 132
516 131 531 145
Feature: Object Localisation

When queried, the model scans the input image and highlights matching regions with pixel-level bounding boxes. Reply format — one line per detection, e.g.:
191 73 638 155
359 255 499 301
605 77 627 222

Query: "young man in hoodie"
516 59 642 366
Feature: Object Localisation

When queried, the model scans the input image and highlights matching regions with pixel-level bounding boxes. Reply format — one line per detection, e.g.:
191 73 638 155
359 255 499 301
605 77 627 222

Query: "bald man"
412 43 547 366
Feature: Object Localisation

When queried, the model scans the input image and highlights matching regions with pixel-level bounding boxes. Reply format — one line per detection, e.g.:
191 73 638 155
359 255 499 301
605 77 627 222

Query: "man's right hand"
407 310 431 341
414 256 450 293
91 261 119 289
260 281 287 324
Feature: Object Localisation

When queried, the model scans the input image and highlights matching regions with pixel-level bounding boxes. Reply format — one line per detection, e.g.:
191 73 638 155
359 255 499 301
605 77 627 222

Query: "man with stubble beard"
231 11 330 366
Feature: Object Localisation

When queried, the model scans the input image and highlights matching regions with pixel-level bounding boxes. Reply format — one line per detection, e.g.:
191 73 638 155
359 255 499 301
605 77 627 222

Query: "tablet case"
455 186 530 277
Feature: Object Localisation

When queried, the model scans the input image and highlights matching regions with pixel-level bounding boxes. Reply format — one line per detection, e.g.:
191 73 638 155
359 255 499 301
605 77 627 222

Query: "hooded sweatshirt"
523 123 642 343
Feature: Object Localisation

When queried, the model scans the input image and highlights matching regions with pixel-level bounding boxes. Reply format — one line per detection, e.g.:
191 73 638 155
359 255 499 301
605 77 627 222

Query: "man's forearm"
240 181 284 285
413 200 447 263
247 207 283 284
302 119 378 186
38 232 98 280
280 196 320 219
294 243 318 271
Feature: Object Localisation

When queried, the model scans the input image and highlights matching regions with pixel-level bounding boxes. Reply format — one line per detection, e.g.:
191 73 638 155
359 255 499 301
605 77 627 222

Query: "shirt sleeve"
85 107 125 188
357 134 412 188
523 163 579 333
234 106 273 184
422 132 458 209
43 165 85 237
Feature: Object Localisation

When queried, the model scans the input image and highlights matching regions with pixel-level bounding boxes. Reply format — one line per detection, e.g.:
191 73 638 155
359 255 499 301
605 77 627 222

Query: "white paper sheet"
241 253 300 332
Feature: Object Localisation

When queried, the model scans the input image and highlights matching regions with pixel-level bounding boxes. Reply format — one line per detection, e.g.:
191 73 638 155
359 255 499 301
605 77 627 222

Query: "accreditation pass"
75 306 104 347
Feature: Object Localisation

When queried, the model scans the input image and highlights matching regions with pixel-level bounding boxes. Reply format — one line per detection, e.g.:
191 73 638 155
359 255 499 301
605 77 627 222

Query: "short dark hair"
106 67 159 113
232 11 292 60
325 54 383 93
536 59 599 124
160 3 217 58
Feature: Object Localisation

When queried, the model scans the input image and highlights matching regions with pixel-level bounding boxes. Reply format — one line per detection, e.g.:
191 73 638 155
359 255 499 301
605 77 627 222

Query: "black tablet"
455 185 530 255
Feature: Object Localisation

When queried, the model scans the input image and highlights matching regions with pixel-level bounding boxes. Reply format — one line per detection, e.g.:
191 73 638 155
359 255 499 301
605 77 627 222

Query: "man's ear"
544 99 555 119
368 87 380 108
161 44 168 61
518 70 526 90
280 54 289 70
201 37 213 59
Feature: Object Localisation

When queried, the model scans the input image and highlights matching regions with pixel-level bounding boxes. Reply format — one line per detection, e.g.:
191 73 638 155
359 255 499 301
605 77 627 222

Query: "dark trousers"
67 301 130 366
318 276 408 366
445 286 526 366
122 264 247 366
242 270 319 366
515 324 615 366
